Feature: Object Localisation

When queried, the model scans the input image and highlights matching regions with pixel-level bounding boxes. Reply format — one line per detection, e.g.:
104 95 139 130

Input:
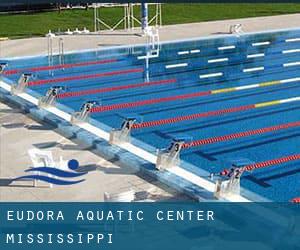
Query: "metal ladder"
58 38 65 69
47 36 54 75
47 36 65 75
144 27 160 81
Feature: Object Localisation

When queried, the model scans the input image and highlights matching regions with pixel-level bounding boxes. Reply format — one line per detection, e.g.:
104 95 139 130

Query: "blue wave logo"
13 159 86 185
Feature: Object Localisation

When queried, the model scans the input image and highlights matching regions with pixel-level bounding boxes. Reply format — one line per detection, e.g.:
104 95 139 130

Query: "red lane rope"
182 121 300 148
242 154 300 172
131 105 255 129
3 59 118 75
219 154 300 177
28 68 143 86
90 90 213 113
57 78 177 99
291 197 300 203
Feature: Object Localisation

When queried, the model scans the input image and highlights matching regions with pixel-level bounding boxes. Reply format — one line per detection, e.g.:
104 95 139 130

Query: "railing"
58 38 65 69
46 32 54 75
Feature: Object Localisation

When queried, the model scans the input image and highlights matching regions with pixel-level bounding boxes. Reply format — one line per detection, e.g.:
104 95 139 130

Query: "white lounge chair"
103 190 135 202
27 148 67 188
103 190 136 232
28 148 55 188
229 24 243 35
45 30 55 38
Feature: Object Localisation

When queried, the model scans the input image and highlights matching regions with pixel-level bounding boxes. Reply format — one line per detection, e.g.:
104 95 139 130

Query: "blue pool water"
2 28 300 201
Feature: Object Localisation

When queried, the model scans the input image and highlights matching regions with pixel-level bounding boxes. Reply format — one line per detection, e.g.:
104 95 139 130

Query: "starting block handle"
121 117 136 130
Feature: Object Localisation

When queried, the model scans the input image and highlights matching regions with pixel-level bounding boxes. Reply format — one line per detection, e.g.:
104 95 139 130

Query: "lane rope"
90 77 300 113
57 78 177 98
242 154 300 172
219 154 300 180
91 90 212 112
28 68 143 86
182 121 300 148
131 96 300 129
3 59 118 75
133 105 254 129
291 197 300 203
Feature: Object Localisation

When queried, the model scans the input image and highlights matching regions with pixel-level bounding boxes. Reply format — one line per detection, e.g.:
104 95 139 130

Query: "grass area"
0 4 300 38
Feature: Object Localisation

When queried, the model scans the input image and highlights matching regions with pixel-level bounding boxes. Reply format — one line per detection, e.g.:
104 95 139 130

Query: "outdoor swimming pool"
1 28 300 202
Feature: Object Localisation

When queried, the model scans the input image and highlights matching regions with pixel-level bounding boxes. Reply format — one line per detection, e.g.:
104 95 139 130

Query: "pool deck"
0 101 191 201
0 14 299 202
1 13 299 58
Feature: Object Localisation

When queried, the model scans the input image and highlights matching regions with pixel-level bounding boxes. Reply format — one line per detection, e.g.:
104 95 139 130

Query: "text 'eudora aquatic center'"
6 209 215 222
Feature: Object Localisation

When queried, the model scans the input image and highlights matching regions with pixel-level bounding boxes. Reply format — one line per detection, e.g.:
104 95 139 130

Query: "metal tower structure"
93 3 162 32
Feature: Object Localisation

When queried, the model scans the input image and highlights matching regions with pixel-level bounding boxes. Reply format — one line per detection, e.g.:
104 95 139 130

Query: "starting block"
71 101 99 124
214 170 242 199
214 158 254 199
156 134 192 170
0 62 7 74
109 114 143 145
38 86 65 108
11 73 32 95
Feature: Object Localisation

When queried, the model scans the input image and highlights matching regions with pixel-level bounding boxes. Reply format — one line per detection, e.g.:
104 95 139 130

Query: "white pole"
94 5 97 32
141 3 149 32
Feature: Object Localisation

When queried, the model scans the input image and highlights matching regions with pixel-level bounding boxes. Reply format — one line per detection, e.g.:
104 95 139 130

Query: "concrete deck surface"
0 102 190 201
